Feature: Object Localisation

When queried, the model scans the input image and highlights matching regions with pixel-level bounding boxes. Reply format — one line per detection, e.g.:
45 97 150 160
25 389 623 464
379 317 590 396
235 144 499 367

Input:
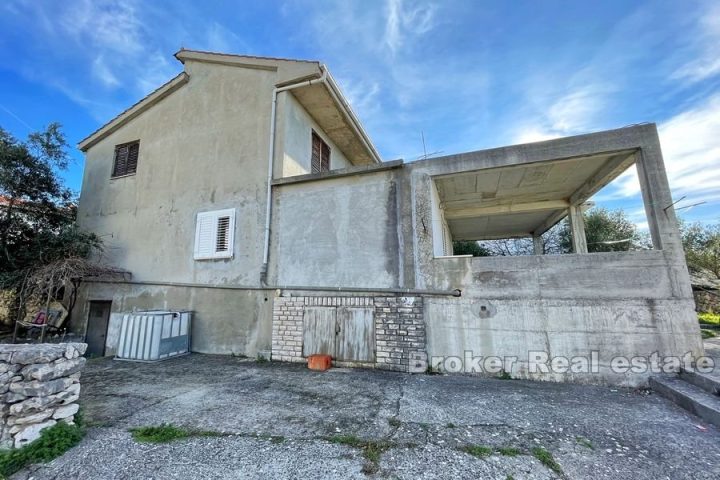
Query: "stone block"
9 377 72 401
53 403 79 420
7 409 53 426
9 395 57 415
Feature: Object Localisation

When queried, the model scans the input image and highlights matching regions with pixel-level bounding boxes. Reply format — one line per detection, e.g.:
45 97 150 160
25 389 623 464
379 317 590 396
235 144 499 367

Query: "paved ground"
13 354 720 480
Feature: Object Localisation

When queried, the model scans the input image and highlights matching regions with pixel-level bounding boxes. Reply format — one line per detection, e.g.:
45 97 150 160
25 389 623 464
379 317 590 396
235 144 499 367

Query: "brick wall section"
271 295 427 372
374 297 426 372
271 297 304 363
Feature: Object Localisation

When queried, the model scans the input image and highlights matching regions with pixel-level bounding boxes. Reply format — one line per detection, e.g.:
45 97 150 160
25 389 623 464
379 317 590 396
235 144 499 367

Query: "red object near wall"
307 354 332 371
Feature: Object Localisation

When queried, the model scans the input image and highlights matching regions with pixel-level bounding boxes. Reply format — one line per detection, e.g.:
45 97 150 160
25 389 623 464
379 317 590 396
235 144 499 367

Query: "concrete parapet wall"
0 343 86 448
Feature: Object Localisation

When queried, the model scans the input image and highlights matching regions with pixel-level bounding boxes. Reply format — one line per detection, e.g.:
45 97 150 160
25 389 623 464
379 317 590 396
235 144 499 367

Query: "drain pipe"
261 71 327 284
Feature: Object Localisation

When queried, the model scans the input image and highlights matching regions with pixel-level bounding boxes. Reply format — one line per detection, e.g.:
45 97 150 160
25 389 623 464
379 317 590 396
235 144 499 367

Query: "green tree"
0 123 101 289
452 240 491 257
558 207 642 253
681 221 720 278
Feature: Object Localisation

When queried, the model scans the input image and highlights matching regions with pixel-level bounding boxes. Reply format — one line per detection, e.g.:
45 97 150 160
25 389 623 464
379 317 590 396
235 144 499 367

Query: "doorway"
302 306 375 362
86 301 111 357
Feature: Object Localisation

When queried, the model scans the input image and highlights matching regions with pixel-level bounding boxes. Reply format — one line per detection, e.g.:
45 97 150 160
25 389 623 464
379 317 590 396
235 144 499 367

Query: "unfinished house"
73 50 701 385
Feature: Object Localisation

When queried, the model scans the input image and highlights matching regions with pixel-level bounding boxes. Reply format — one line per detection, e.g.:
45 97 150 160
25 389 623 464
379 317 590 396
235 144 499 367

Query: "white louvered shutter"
194 209 235 260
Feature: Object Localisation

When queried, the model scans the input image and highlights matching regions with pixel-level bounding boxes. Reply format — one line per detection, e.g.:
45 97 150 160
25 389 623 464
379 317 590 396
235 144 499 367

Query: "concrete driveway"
14 354 720 479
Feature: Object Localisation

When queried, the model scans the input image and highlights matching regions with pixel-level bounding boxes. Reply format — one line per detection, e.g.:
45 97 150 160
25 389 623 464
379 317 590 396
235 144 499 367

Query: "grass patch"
129 424 221 443
446 422 456 429
699 312 720 326
497 371 513 380
701 329 717 339
0 421 85 478
419 423 429 431
461 445 493 458
327 435 391 474
576 436 594 449
388 418 401 428
498 446 520 456
532 447 562 474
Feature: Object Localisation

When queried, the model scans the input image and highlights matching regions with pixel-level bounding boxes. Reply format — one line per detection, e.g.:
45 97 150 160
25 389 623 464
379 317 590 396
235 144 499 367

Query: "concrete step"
650 375 720 428
679 368 720 396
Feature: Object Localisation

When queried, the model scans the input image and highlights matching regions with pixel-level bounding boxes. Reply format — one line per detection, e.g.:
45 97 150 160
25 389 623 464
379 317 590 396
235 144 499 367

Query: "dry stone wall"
0 343 86 448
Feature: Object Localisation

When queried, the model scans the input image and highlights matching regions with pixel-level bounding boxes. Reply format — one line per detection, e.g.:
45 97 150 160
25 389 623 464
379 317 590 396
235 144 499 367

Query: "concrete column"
635 132 684 255
532 235 544 255
568 205 588 254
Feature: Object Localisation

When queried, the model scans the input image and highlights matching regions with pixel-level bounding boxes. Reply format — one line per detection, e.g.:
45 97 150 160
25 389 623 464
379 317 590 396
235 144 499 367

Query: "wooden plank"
336 307 374 362
302 307 336 356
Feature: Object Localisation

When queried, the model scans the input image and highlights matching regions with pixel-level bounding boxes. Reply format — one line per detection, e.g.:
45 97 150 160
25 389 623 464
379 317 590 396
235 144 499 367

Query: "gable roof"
78 49 381 164
78 73 189 151
174 49 321 68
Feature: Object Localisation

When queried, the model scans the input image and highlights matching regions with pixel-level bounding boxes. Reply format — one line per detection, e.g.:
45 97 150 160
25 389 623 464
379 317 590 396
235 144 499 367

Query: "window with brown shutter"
311 131 330 174
111 141 140 178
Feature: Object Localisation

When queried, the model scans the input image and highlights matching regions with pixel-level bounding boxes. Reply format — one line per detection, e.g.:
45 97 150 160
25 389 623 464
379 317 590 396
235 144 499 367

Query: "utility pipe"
85 279 462 297
260 71 327 284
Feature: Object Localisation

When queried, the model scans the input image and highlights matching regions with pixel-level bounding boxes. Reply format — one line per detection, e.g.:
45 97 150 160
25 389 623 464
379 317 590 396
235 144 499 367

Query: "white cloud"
384 0 435 54
91 56 120 88
204 22 248 53
671 3 720 84
594 95 720 210
512 85 607 144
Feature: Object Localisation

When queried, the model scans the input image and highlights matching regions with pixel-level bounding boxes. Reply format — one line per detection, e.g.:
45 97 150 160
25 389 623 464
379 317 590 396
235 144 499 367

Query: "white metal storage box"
116 310 192 362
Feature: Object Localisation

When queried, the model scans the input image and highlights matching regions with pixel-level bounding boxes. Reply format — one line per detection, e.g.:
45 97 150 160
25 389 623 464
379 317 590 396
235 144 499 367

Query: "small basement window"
111 141 139 178
194 208 236 260
311 131 330 173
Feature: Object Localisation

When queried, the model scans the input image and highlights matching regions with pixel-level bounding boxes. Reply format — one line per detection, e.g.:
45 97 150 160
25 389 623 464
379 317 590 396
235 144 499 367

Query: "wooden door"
302 307 337 356
86 301 111 357
335 307 375 362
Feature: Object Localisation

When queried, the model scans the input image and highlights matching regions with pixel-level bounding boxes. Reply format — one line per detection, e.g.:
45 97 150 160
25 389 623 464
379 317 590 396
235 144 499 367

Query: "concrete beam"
569 152 636 205
443 199 570 220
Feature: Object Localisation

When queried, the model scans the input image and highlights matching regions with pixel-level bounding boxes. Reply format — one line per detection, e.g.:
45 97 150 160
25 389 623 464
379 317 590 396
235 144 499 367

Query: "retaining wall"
0 343 86 448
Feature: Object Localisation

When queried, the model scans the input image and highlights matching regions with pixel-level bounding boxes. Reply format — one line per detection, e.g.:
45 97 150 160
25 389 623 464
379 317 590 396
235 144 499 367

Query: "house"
73 50 702 385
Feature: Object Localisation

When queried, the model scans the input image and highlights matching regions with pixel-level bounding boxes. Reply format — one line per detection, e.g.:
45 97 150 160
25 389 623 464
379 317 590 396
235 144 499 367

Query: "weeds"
129 424 221 443
0 421 85 477
498 446 520 456
532 447 563 474
461 445 493 458
576 436 594 449
698 312 720 326
327 435 391 475
701 329 717 339
388 418 401 428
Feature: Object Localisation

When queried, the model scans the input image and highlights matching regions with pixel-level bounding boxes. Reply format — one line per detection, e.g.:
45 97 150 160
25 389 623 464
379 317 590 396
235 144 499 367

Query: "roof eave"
78 72 190 152
321 66 382 164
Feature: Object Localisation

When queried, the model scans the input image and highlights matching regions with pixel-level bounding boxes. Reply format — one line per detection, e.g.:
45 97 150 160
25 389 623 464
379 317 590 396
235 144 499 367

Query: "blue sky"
1 0 718 226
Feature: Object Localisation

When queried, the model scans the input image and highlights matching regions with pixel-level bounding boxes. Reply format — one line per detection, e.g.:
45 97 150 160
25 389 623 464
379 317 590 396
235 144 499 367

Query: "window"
311 131 330 173
111 141 140 178
194 208 236 260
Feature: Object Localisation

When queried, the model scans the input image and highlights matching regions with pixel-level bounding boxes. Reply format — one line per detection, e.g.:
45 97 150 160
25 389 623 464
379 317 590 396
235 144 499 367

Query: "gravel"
12 354 720 479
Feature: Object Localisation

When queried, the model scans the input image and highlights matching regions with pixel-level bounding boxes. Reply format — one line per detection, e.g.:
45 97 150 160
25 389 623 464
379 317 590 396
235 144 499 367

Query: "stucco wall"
279 92 351 177
77 60 280 285
72 282 273 356
270 170 401 288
